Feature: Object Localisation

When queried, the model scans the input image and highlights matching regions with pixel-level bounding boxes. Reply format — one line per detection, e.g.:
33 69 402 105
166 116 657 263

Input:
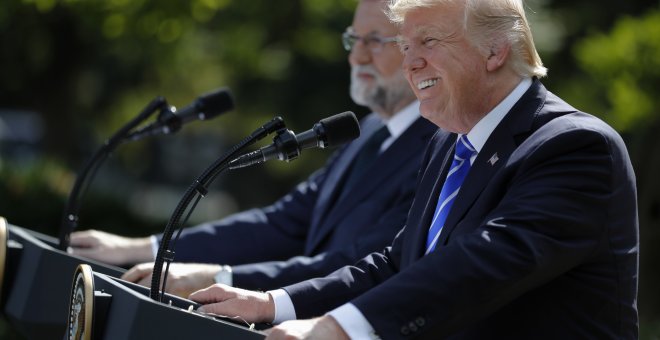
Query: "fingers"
69 230 102 247
190 284 242 315
189 285 275 324
122 263 154 283
264 320 314 340
69 247 102 260
137 275 153 287
264 317 346 340
189 284 232 305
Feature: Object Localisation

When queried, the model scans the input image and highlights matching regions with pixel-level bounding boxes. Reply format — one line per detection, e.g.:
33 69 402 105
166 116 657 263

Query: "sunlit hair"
388 0 547 78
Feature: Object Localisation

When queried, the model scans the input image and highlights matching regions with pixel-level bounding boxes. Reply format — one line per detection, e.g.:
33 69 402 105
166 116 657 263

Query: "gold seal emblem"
67 264 94 340
0 217 7 299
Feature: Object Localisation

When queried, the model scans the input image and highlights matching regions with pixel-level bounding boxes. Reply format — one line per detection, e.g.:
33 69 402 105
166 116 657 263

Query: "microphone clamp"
271 128 300 162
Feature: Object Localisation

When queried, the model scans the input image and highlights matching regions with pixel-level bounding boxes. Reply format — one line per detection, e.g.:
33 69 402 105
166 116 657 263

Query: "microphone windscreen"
319 111 361 147
197 88 235 119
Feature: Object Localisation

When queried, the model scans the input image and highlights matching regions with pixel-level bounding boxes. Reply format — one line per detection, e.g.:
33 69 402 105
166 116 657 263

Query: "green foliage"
0 0 358 216
641 318 660 340
572 10 660 131
0 158 70 232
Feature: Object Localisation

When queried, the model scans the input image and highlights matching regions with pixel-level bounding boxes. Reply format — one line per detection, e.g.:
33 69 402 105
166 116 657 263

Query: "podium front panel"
2 224 124 339
78 270 265 339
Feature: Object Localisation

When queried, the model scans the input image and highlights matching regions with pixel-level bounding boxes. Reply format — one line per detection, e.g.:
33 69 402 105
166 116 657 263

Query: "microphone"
127 88 234 140
229 111 360 169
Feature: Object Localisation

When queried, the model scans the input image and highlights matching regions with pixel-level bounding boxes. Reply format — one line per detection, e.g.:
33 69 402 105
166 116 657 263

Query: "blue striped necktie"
425 135 477 254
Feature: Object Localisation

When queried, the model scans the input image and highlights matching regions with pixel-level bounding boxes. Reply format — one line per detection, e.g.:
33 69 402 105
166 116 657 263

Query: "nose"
348 41 372 66
403 49 425 73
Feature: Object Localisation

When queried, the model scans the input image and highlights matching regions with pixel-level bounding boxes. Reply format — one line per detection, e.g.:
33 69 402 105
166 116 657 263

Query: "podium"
0 218 266 339
0 218 125 339
67 264 265 339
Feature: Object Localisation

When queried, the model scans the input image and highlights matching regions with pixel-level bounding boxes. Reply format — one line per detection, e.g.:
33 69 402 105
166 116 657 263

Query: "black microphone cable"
151 117 286 301
58 88 234 251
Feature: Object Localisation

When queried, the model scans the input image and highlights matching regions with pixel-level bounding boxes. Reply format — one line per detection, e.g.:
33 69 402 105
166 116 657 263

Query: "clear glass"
342 27 398 53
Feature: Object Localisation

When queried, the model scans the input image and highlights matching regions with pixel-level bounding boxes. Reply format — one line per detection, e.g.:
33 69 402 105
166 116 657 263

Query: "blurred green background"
0 0 658 338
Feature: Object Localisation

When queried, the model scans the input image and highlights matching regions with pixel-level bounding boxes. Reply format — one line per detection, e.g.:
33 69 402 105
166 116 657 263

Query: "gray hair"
388 0 547 78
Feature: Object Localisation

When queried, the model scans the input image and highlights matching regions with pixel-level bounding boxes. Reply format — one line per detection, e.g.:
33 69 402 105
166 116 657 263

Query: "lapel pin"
487 153 499 166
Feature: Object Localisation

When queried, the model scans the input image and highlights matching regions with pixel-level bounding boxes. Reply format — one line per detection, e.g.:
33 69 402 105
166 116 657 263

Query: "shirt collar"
466 77 532 153
382 100 420 139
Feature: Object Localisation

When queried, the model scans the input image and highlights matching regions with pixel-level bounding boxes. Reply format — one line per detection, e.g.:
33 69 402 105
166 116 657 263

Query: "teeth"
417 79 438 90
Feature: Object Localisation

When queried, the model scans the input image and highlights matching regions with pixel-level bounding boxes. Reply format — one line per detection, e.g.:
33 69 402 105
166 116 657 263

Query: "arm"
69 230 154 265
164 152 346 265
228 127 449 291
275 122 635 338
277 130 450 318
70 156 335 266
231 172 417 290
121 147 418 293
350 124 636 338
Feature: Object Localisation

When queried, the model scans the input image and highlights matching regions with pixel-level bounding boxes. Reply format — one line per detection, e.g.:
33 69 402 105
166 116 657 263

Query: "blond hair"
389 0 547 78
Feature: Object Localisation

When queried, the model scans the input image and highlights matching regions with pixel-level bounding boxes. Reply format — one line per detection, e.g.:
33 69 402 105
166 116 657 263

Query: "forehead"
400 3 464 38
352 0 398 35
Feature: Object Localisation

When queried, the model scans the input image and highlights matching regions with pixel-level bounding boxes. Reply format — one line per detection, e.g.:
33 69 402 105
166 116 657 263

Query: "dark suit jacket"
161 112 442 291
284 80 639 339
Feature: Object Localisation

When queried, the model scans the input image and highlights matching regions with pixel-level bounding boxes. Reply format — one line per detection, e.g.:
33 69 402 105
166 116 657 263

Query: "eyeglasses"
342 27 398 53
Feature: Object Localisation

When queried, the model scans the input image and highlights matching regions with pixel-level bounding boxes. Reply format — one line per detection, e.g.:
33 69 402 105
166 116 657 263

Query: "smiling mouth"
417 78 439 90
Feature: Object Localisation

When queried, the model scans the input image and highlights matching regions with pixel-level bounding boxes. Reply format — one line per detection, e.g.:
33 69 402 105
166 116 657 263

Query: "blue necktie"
425 135 476 254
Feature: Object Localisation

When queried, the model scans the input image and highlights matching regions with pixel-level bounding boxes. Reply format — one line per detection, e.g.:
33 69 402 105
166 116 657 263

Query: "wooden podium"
65 264 265 339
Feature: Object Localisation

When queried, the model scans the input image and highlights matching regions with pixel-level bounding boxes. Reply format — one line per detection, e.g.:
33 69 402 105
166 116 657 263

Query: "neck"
375 97 416 120
464 72 522 132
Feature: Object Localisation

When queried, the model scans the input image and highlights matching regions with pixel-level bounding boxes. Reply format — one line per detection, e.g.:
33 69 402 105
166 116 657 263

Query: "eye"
364 36 381 46
422 37 439 48
397 41 410 54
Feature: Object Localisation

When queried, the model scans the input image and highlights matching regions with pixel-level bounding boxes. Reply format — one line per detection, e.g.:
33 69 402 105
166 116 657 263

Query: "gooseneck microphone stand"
58 97 171 250
150 117 289 301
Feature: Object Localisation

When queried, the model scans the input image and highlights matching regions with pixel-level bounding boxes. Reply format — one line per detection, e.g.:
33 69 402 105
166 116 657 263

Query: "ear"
486 41 511 72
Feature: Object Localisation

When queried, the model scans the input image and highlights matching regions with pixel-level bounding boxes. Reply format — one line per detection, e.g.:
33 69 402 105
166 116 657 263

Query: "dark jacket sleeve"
157 161 335 265
230 168 418 290
285 117 637 340
354 120 638 339
280 130 450 317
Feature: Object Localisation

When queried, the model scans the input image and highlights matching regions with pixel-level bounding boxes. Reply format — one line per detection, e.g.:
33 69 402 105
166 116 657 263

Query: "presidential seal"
67 264 94 340
0 217 7 299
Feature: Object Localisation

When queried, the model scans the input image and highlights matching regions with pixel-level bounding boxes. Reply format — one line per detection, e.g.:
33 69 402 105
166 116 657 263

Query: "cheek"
405 76 415 90
375 51 405 77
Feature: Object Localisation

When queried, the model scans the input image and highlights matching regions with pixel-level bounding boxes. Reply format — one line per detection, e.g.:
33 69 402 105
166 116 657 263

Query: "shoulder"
529 110 627 157
359 112 383 130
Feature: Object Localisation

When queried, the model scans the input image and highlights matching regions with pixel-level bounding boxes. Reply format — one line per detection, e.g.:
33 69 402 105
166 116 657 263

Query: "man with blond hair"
188 0 639 338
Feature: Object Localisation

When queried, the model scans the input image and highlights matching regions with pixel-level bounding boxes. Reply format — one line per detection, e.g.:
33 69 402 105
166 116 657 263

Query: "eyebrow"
403 24 459 43
349 26 396 37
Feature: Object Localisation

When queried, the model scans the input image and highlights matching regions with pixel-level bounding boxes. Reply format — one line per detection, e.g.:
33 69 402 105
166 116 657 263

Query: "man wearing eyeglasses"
70 0 447 298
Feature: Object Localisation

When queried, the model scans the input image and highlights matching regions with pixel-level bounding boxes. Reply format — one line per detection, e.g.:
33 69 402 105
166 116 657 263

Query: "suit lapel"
436 129 517 245
406 135 456 259
435 80 546 247
310 114 383 229
306 117 436 254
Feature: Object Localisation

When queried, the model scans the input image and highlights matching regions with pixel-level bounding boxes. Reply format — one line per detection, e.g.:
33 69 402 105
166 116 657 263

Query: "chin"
419 102 437 119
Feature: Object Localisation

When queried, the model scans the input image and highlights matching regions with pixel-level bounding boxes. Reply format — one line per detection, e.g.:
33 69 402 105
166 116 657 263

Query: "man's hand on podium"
122 262 220 298
265 317 349 340
188 284 275 324
69 229 154 265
